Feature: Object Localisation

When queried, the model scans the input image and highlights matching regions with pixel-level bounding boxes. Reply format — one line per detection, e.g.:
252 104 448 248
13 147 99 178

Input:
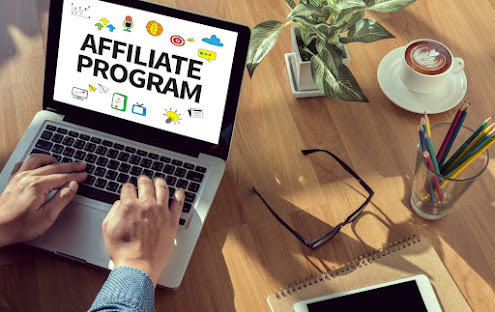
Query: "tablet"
293 274 442 312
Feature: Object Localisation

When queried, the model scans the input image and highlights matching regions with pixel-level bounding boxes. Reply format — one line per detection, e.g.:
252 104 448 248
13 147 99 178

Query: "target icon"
170 35 185 46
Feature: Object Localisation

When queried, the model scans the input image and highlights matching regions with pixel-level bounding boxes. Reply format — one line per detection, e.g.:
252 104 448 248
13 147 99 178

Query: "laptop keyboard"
31 124 207 226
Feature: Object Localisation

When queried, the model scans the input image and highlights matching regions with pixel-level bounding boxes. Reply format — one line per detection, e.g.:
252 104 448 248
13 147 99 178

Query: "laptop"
0 0 250 288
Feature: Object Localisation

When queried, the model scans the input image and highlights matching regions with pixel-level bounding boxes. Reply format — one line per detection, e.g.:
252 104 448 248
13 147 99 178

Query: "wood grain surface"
0 0 494 311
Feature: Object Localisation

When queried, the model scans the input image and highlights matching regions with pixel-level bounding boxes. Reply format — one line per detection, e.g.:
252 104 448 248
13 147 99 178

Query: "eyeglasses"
253 149 374 249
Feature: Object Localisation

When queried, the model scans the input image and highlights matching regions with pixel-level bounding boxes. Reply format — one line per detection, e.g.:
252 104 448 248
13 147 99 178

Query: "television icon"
72 87 88 100
132 103 146 116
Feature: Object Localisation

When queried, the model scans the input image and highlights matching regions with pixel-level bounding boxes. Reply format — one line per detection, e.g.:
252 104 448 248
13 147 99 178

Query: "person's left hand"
0 154 88 247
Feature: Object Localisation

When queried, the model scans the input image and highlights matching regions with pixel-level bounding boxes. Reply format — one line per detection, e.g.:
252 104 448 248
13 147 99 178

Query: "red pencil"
436 102 466 163
423 151 446 202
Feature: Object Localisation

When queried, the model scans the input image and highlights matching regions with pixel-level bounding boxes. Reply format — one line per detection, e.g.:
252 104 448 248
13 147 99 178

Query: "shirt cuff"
89 266 155 312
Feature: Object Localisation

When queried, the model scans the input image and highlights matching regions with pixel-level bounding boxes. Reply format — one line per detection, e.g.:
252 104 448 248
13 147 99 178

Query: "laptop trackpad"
33 201 110 267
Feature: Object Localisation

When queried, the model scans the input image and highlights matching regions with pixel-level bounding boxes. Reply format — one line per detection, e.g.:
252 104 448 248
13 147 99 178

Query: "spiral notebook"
267 235 472 312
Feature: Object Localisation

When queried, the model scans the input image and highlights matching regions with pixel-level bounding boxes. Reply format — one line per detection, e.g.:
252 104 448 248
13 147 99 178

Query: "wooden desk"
1 0 494 311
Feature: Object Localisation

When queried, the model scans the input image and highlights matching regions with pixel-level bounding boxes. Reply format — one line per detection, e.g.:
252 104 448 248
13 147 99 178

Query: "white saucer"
377 47 467 114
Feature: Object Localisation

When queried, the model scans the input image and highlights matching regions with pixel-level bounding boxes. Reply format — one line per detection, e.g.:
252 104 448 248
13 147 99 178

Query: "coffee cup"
399 39 464 94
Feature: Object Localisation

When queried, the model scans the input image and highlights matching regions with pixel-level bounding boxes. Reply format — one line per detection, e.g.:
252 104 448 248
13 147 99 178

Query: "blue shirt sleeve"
88 266 156 312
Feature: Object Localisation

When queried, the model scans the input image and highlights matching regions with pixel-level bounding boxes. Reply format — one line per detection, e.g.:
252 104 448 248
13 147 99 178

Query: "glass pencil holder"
410 123 490 220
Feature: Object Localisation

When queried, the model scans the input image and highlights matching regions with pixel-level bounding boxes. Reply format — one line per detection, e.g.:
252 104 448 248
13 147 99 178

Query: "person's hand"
0 154 88 247
102 175 185 286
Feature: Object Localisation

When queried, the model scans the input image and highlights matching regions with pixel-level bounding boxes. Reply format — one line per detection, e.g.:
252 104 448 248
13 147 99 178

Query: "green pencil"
425 132 441 174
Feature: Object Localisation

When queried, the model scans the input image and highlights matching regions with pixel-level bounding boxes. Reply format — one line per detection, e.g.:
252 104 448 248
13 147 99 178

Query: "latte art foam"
405 40 452 75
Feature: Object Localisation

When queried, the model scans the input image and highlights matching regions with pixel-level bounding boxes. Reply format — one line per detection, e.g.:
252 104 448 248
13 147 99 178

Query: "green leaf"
364 0 417 12
313 23 347 38
287 3 325 20
246 21 285 77
325 0 366 10
285 0 297 9
340 18 394 43
311 42 368 102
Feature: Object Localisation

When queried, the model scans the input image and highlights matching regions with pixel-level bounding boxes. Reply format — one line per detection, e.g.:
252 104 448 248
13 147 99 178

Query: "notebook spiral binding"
274 235 421 299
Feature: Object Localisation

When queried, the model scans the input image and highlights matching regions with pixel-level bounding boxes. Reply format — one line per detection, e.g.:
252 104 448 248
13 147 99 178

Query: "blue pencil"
438 103 470 168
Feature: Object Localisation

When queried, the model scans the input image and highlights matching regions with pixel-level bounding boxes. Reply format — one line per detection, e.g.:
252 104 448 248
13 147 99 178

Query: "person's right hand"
102 175 185 286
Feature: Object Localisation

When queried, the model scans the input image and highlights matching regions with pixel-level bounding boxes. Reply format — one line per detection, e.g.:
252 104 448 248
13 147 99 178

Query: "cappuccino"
405 40 452 75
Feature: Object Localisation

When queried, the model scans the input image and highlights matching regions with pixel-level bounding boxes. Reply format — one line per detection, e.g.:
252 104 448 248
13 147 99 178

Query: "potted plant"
246 0 417 102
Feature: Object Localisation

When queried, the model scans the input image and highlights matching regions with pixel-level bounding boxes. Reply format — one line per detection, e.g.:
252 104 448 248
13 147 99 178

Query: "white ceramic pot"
290 27 350 92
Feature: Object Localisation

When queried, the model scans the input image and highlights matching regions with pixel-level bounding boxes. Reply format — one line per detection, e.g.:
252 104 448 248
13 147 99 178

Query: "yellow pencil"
423 111 431 137
441 138 494 188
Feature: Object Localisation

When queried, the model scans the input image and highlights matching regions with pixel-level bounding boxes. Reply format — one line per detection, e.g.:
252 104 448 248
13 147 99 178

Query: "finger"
37 172 88 192
169 188 185 221
41 180 79 219
31 161 86 176
137 175 156 201
120 183 137 202
10 162 23 176
18 154 58 172
153 177 169 206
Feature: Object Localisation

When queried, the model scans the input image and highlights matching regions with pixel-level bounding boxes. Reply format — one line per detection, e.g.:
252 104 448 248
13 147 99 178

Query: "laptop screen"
53 0 239 145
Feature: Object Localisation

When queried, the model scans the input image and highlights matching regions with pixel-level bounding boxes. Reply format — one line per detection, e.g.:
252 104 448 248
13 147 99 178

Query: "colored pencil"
424 151 445 202
423 112 431 137
438 102 470 168
436 103 465 164
441 115 493 172
425 132 441 174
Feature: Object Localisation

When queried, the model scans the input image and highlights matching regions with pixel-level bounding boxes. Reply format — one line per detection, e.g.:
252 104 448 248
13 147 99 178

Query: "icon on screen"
98 83 109 93
146 21 163 36
111 93 127 111
170 35 185 46
188 108 203 118
71 3 90 19
123 16 134 32
72 87 88 100
198 49 216 62
202 35 223 47
132 103 146 116
164 108 182 125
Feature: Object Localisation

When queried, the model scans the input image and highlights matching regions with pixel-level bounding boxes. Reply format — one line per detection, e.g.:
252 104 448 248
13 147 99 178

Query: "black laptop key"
137 150 148 156
186 171 204 183
129 176 138 186
107 160 119 170
94 167 106 177
84 175 95 186
95 178 107 188
85 154 97 163
183 202 192 213
74 150 86 160
74 139 86 149
160 156 171 163
84 143 97 152
51 133 64 143
96 157 108 167
85 164 95 174
78 184 119 205
140 158 152 168
117 173 129 183
143 169 153 179
52 154 62 161
195 166 207 173
61 157 72 163
105 170 118 180
56 127 68 134
125 146 136 153
130 155 141 165
31 148 50 155
183 163 195 170
114 143 124 150
166 176 177 186
102 140 113 147
35 139 53 151
185 192 196 203
118 163 130 173
174 168 186 178
179 219 185 226
107 149 119 158
79 134 90 141
188 182 200 193
62 137 74 146
90 137 102 144
63 147 75 157
151 161 164 171
177 179 188 189
163 165 175 174
172 159 183 166
149 153 158 160
68 131 79 138
46 125 56 131
117 152 130 162
52 144 64 154
41 130 53 140
130 166 142 176
96 146 107 155
106 182 119 192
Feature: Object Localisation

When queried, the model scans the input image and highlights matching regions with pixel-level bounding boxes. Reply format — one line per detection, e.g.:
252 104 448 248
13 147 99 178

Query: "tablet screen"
307 281 427 311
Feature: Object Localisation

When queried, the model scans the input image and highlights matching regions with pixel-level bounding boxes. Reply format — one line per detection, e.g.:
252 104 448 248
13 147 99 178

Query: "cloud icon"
202 35 223 47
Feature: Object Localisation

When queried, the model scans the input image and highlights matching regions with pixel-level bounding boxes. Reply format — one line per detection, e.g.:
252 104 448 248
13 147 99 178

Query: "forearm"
89 266 156 312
